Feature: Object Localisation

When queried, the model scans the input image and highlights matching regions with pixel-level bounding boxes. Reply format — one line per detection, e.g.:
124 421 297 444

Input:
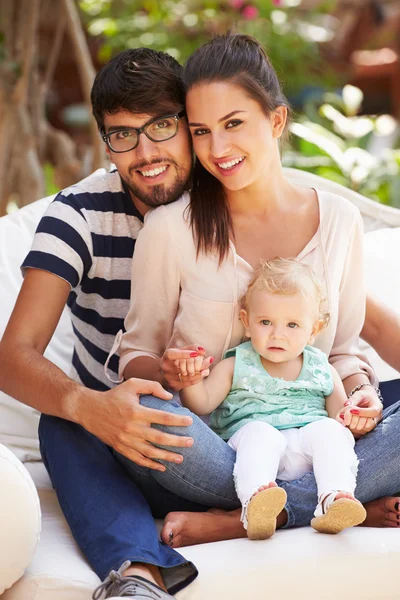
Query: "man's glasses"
102 110 186 153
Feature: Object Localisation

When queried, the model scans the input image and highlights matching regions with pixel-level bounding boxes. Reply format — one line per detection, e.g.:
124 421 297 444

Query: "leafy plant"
283 85 400 208
79 0 337 98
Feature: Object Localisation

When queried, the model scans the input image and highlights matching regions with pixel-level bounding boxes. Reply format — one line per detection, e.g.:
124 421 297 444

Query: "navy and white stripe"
22 170 143 391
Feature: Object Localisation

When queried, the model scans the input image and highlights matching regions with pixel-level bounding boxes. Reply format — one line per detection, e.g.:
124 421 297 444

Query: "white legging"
228 418 358 511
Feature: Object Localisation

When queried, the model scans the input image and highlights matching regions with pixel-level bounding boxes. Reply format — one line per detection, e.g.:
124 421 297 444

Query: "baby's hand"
336 404 377 437
174 354 214 382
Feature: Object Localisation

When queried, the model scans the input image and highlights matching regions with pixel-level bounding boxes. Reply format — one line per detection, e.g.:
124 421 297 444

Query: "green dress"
209 341 333 441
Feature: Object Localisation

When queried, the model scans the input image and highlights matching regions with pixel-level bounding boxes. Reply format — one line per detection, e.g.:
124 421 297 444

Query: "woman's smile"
214 156 246 177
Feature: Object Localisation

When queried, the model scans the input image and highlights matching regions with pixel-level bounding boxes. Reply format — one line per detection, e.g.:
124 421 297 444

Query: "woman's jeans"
39 380 400 592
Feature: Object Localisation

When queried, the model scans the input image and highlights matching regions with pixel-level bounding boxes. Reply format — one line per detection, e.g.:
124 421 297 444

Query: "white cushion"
0 170 105 461
2 461 398 600
0 197 74 461
0 444 41 594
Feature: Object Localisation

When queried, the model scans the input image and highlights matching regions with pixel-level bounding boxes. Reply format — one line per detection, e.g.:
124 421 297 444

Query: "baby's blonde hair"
241 257 330 329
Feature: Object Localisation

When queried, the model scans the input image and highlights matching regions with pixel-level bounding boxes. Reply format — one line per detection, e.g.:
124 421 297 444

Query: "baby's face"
242 289 319 364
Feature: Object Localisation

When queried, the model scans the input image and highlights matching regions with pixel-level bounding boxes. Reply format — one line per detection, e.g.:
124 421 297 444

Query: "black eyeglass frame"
102 110 186 153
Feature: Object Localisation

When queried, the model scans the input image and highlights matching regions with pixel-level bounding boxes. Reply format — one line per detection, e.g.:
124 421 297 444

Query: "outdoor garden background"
1 0 400 216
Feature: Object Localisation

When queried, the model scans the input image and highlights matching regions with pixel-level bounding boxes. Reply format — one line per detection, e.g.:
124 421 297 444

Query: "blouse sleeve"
328 210 378 385
118 206 181 378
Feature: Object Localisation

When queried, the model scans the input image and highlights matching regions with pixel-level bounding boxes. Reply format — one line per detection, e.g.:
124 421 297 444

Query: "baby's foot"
311 491 367 534
246 482 287 540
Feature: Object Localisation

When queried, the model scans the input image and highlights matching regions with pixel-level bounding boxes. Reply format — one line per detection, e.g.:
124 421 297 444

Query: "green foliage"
43 163 60 197
79 0 337 97
283 85 400 208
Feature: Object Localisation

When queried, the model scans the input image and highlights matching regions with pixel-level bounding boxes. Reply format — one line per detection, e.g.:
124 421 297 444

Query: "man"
0 48 214 600
0 46 399 600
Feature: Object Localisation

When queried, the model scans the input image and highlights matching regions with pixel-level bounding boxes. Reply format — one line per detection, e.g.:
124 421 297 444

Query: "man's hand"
79 378 194 471
161 345 213 391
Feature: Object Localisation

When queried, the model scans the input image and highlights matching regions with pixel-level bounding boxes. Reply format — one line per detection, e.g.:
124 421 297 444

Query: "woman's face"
186 81 286 192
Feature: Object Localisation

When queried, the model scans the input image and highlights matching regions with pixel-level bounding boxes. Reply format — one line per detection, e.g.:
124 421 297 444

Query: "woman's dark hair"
182 33 291 264
91 48 185 135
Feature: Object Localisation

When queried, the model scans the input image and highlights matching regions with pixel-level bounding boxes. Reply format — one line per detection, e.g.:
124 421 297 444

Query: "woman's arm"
118 207 181 383
328 210 377 394
362 295 400 373
327 209 383 436
118 204 211 390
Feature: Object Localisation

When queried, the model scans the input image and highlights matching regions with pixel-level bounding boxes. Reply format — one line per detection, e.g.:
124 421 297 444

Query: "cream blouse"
117 189 375 384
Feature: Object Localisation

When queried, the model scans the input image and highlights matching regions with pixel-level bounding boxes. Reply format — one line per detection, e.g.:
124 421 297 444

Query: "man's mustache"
129 158 179 174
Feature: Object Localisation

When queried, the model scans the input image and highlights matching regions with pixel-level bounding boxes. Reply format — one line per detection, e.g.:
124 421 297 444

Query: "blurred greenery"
43 163 60 197
49 2 400 209
79 0 338 99
283 85 400 207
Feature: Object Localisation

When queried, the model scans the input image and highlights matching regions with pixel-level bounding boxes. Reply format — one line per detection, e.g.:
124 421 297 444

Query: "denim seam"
162 462 240 508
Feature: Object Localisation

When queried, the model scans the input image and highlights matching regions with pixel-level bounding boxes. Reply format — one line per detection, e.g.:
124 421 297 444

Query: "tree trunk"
61 0 105 172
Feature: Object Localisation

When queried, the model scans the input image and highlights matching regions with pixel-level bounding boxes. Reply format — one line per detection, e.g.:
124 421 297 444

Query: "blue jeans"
39 416 200 595
117 388 400 529
380 379 400 407
39 381 400 591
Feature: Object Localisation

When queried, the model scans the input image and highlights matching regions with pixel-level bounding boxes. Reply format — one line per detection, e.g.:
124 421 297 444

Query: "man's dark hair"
91 48 184 134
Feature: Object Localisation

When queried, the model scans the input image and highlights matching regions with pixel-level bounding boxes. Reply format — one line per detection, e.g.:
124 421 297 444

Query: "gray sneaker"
92 561 175 599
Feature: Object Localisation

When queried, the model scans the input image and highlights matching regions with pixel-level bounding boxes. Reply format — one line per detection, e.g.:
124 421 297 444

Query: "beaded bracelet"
347 382 383 404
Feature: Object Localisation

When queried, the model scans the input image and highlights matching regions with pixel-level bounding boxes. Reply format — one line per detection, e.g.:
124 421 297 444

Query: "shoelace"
92 560 164 599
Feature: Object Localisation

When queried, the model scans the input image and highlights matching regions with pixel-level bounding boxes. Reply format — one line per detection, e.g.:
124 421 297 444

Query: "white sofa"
1 169 400 599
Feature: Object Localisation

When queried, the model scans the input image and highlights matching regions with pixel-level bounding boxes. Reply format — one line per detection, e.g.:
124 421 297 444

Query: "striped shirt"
22 170 144 391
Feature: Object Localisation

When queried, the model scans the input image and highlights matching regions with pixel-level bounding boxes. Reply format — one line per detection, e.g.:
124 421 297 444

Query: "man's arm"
0 269 194 470
180 357 235 415
362 295 400 373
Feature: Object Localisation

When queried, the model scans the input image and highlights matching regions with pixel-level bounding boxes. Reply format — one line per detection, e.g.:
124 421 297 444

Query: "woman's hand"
161 345 214 391
337 386 383 438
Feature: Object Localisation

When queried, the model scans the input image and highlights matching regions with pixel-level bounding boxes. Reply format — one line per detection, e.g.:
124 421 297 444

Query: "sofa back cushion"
0 197 74 460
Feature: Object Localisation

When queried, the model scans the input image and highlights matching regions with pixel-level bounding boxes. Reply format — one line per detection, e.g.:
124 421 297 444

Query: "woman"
113 34 400 543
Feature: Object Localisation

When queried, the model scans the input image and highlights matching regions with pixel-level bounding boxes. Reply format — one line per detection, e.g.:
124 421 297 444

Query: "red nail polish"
350 409 360 415
198 346 205 352
210 356 215 364
339 414 344 419
344 401 352 407
190 352 199 357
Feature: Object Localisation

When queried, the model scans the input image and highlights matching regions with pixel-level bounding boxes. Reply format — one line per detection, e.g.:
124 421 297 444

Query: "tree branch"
13 0 41 105
61 0 105 172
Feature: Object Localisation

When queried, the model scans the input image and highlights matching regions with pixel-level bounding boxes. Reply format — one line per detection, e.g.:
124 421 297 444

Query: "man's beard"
122 159 190 208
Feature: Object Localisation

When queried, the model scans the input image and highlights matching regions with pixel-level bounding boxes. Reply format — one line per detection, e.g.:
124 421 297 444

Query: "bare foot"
252 481 278 496
361 496 400 528
161 486 289 548
161 508 245 547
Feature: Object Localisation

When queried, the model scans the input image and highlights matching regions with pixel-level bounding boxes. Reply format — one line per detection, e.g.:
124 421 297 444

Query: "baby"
180 258 366 539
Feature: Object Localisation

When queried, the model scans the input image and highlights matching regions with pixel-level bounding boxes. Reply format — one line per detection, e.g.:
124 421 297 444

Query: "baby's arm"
179 356 235 416
325 365 348 420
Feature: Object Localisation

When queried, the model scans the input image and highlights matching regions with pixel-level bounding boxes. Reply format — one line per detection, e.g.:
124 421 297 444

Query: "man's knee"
139 394 198 436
